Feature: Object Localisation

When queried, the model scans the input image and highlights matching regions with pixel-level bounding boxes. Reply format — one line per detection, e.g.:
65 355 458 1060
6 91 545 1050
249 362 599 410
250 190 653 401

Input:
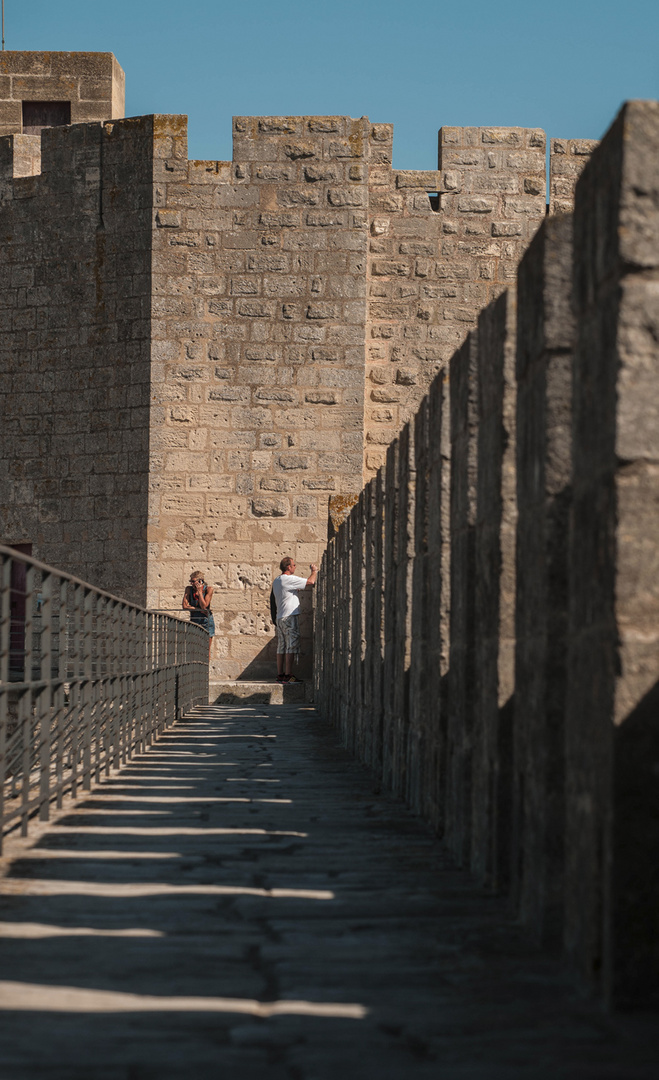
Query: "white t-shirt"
273 573 308 619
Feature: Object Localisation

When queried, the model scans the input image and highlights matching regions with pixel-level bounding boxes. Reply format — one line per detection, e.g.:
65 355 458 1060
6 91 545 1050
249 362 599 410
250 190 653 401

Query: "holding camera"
182 570 215 662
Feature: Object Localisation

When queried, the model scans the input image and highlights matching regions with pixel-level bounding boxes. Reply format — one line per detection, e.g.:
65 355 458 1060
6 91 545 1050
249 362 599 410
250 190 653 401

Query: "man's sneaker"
276 674 287 683
285 674 302 683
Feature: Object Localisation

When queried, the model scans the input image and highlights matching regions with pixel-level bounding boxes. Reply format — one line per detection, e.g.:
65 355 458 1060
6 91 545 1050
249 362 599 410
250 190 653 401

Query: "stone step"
209 680 310 705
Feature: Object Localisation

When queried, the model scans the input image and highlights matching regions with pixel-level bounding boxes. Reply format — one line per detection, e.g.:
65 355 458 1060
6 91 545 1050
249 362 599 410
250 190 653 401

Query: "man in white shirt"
272 556 318 683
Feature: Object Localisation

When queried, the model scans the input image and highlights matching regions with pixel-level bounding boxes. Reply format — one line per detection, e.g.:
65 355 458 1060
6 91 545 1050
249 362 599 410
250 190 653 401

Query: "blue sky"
6 0 659 168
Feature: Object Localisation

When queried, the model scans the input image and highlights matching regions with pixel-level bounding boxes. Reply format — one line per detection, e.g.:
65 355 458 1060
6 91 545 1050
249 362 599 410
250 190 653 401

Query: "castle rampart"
314 100 659 1007
0 52 597 685
0 116 157 595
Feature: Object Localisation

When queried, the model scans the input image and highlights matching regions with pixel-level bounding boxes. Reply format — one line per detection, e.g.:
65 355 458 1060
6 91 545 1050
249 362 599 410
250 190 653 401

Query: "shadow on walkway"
0 704 656 1079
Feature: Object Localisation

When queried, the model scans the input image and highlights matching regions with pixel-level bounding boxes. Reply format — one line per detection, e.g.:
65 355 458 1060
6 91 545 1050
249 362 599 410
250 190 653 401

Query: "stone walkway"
0 704 656 1080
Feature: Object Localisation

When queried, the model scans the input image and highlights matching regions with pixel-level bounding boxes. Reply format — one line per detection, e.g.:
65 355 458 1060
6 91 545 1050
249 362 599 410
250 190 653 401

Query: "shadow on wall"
614 677 659 1007
233 592 315 682
235 639 278 682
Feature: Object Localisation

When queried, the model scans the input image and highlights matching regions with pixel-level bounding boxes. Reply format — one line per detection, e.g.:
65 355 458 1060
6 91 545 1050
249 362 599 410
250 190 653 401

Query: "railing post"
1 543 203 847
38 572 53 821
0 553 10 853
81 587 93 792
19 564 35 836
69 581 81 800
54 578 66 809
146 609 154 737
111 599 120 764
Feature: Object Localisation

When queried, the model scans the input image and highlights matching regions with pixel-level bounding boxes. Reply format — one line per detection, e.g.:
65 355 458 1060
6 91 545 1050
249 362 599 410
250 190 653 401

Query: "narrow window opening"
428 193 440 212
22 101 71 136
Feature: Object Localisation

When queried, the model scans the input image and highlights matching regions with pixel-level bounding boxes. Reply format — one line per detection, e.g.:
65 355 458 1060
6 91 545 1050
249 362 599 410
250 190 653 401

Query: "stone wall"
146 116 549 683
566 101 659 1006
147 116 371 681
514 212 574 948
314 101 659 1007
0 51 124 138
472 288 517 894
363 126 546 479
0 50 607 684
549 138 598 215
0 117 156 600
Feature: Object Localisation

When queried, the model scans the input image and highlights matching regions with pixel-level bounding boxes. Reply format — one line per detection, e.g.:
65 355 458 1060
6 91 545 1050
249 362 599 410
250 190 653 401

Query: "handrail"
0 545 209 851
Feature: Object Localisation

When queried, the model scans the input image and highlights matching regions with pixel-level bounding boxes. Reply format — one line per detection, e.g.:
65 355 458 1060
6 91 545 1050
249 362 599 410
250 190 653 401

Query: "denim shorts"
191 613 215 637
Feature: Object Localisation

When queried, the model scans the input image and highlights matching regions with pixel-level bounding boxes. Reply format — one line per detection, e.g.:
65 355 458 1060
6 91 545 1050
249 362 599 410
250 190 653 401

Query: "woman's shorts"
191 613 215 638
276 614 300 655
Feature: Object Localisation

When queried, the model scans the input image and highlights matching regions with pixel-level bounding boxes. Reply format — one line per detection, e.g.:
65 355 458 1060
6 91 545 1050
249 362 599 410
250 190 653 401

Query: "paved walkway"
0 704 656 1080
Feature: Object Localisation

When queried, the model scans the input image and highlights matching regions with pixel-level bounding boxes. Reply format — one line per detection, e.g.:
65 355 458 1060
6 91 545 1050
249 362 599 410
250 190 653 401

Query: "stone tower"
0 53 595 687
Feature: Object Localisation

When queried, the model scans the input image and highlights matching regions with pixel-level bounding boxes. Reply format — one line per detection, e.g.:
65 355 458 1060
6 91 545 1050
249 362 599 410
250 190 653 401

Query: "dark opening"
9 542 32 681
22 100 71 136
428 193 440 212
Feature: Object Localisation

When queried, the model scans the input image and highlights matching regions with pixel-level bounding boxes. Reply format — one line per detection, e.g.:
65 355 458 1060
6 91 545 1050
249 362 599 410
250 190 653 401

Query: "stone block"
472 288 517 894
395 170 442 190
446 332 479 867
566 100 659 1006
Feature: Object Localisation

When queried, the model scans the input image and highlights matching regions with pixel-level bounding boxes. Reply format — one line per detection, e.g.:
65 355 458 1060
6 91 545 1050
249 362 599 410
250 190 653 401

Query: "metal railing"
0 544 209 851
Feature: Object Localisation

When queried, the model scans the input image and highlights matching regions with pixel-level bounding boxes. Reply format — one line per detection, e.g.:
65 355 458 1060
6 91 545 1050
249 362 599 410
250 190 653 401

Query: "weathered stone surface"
0 51 124 137
514 213 574 948
472 288 517 894
549 137 598 215
313 101 659 1011
363 125 545 481
0 115 154 601
566 101 659 1006
327 493 359 539
445 332 479 868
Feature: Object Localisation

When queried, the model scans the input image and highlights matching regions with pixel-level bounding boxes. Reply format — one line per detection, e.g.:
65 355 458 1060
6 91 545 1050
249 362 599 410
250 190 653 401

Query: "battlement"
0 133 40 179
0 86 598 682
232 115 380 164
549 137 599 213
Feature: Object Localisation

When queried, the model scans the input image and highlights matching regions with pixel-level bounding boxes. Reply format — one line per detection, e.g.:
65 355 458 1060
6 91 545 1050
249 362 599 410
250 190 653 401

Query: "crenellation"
0 133 41 180
315 97 659 1010
145 112 369 676
0 49 617 687
549 137 598 214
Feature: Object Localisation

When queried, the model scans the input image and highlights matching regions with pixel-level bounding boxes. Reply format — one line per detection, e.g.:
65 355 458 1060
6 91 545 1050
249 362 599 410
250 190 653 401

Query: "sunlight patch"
0 982 367 1019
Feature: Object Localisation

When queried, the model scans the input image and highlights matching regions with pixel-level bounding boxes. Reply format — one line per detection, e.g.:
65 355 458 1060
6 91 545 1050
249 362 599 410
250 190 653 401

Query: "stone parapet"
0 55 614 687
566 100 659 1006
314 100 659 1009
549 138 598 215
363 125 546 479
514 212 575 948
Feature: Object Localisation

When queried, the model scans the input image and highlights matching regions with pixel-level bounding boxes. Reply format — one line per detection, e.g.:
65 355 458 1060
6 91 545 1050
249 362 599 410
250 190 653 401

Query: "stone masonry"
0 52 596 685
3 45 656 1013
0 51 124 138
548 138 598 215
315 101 659 1008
